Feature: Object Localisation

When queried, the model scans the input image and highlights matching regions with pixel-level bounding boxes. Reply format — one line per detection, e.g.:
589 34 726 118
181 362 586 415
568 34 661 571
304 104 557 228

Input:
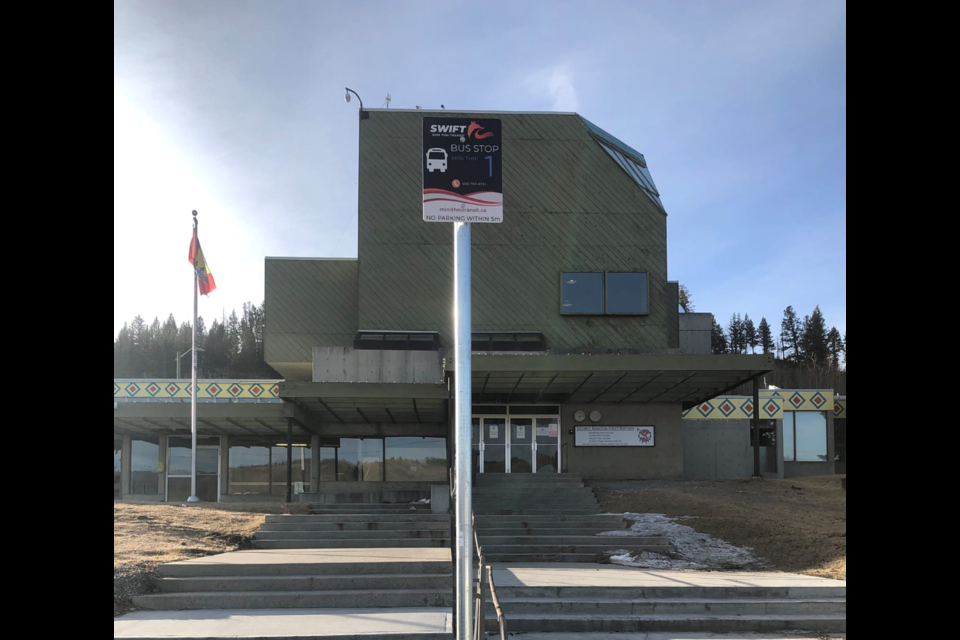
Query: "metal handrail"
487 565 507 639
472 511 506 640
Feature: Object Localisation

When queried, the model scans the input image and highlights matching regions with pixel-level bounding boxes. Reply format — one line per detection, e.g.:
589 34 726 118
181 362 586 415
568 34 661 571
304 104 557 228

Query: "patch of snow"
600 512 763 571
412 498 430 504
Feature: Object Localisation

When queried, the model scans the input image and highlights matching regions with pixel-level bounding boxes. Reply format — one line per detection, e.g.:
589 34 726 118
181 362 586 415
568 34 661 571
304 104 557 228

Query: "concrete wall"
358 111 674 352
299 481 439 504
559 402 683 480
313 347 444 383
679 313 713 355
683 419 783 479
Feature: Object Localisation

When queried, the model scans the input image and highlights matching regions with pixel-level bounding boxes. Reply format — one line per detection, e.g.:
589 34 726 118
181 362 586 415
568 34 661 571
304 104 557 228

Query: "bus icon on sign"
426 148 448 173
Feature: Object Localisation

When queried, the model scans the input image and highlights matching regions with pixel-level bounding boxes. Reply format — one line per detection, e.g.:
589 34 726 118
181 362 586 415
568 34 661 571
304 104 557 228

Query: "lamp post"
176 348 204 379
344 88 369 120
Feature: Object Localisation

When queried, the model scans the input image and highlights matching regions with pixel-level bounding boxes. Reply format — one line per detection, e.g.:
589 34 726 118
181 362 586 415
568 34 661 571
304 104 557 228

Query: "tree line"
710 305 845 369
679 286 846 394
114 301 279 379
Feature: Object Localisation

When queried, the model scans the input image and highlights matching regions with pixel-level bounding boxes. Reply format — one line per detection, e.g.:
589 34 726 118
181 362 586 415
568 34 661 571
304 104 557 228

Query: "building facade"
263 109 772 500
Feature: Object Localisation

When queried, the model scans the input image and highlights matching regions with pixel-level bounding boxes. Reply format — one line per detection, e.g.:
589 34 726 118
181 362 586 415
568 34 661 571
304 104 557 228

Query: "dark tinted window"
561 272 603 314
605 272 648 314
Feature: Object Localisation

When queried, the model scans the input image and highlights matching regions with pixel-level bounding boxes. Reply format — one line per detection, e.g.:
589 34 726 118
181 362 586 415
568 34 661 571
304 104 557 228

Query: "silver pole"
453 221 473 638
188 214 200 503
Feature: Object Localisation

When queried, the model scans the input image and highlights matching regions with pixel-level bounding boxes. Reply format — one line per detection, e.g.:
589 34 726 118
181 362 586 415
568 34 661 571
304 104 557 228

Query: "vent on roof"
580 116 665 211
355 330 440 351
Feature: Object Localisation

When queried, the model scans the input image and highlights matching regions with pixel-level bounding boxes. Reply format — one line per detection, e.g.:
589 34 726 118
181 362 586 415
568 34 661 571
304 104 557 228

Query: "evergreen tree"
827 326 845 369
744 314 758 354
728 313 745 354
800 306 829 367
758 317 774 354
678 285 695 313
781 306 802 362
711 318 729 354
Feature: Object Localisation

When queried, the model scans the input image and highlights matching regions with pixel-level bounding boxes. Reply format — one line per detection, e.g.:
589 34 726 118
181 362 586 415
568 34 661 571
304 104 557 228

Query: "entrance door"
481 417 506 473
535 417 560 473
509 418 534 473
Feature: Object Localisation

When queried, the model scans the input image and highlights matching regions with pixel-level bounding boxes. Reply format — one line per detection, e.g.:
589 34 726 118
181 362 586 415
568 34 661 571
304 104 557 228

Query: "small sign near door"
516 425 526 439
489 424 499 439
575 426 655 447
537 424 559 438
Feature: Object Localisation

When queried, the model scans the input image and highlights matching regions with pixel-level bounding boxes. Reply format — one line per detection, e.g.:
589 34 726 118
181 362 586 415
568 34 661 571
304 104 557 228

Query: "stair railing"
472 511 506 640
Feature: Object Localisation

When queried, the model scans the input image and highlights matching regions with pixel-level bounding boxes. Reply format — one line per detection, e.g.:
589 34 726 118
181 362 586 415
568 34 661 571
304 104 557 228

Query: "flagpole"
187 210 200 503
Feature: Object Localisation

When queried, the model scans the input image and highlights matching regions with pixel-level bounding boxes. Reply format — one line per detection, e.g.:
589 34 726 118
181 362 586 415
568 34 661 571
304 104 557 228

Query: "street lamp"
176 348 204 379
344 87 369 120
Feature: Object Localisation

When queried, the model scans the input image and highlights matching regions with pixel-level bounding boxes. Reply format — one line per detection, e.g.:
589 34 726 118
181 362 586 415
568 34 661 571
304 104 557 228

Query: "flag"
188 229 217 295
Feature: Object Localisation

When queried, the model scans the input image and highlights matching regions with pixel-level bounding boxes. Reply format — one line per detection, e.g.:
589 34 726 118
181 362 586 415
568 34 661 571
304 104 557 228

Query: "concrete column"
158 434 168 499
220 434 230 500
310 434 321 492
774 419 784 479
825 412 836 475
121 435 132 498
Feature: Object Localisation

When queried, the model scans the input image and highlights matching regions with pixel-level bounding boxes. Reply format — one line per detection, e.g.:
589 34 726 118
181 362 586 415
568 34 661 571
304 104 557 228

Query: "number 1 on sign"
486 156 492 177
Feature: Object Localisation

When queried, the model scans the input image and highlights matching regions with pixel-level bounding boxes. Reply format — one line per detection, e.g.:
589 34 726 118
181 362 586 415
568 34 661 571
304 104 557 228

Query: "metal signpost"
422 116 502 638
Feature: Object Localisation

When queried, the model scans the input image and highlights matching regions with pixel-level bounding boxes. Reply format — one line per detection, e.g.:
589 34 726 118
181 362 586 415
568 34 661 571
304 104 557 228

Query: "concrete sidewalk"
490 564 847 589
114 608 452 639
512 634 844 639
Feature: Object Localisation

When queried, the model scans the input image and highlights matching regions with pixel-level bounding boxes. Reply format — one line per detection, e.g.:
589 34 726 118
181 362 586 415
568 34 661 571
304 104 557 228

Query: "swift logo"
468 121 494 139
429 124 468 133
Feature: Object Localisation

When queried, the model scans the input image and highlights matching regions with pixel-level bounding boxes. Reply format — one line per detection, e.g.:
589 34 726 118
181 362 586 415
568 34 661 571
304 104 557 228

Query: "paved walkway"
489 564 847 588
114 608 452 638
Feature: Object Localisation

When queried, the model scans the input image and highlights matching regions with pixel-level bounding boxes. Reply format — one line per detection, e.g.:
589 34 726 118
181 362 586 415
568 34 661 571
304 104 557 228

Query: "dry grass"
592 475 846 581
113 501 310 616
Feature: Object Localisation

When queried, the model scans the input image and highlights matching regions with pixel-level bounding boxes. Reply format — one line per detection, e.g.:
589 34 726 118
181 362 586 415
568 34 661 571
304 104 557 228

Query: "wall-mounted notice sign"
423 117 502 223
574 426 655 447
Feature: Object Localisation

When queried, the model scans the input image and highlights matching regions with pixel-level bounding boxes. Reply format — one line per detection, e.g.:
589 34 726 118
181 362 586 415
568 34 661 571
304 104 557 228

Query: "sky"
114 0 846 339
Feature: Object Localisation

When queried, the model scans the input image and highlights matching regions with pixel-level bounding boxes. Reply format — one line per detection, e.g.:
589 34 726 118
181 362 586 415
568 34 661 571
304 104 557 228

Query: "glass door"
535 417 560 473
509 418 534 473
481 417 506 473
472 418 481 475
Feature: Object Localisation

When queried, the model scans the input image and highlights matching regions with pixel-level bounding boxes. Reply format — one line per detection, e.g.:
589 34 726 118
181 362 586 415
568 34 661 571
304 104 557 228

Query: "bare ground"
591 475 846 581
113 501 310 616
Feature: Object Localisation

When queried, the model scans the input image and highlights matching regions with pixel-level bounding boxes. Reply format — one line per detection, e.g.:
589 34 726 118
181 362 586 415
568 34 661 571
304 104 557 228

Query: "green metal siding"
358 111 673 350
264 258 358 376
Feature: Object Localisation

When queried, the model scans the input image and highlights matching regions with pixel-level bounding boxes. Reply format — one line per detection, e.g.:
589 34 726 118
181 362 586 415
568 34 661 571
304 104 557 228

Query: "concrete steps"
132 549 454 612
264 514 448 523
254 529 450 540
471 474 672 562
254 512 451 549
154 573 452 592
485 586 846 634
254 538 451 549
135 589 452 610
308 503 432 514
494 614 846 633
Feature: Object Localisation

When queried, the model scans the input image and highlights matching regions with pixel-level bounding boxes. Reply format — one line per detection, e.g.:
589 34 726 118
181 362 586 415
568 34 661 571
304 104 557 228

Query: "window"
319 447 337 482
114 439 122 499
561 272 603 314
384 437 447 481
561 272 649 315
270 446 312 496
605 272 648 314
228 446 270 495
783 412 828 462
337 438 383 482
130 437 160 495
